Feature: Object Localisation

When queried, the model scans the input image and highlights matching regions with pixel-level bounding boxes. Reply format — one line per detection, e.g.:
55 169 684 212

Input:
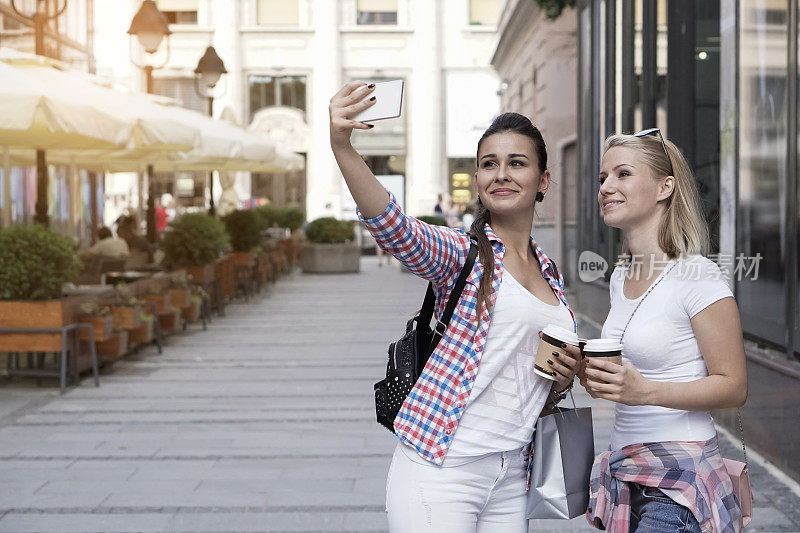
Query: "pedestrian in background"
461 200 476 231
82 226 130 261
581 129 747 532
330 80 582 531
434 193 445 218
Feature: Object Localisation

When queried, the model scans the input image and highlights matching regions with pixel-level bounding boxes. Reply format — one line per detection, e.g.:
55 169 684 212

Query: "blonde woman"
580 129 747 532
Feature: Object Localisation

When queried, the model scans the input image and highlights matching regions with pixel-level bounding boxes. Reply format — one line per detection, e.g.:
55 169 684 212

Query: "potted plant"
111 284 143 330
96 328 129 364
129 311 155 344
161 213 229 284
300 217 360 273
78 301 113 342
143 283 168 313
168 278 192 309
0 224 82 351
277 207 305 265
183 293 203 323
223 209 261 267
276 207 305 233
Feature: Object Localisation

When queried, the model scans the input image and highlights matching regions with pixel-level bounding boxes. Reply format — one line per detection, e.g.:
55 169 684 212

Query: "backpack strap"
427 242 478 353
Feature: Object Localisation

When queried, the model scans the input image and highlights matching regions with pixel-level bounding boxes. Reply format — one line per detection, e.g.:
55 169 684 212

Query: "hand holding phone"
351 80 404 123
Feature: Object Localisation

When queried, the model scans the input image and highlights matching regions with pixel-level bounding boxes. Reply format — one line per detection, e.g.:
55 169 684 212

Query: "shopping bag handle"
554 389 578 422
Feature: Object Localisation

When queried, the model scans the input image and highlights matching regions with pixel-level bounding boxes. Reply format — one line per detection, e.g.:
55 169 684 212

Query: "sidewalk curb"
717 425 800 498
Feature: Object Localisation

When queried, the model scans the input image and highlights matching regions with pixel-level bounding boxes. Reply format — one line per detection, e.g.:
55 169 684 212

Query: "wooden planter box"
300 243 360 274
215 255 235 301
233 251 255 267
271 251 288 275
158 307 182 333
112 305 142 330
78 315 113 342
0 300 73 352
257 256 273 283
143 294 168 314
129 320 154 344
279 238 300 265
185 263 215 284
96 330 128 364
168 289 191 309
182 299 201 323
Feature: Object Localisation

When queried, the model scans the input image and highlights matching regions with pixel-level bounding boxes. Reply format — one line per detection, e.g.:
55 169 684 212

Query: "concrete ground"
0 256 798 532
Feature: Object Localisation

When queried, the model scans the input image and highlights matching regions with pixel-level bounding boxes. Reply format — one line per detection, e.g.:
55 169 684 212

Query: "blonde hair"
603 133 710 258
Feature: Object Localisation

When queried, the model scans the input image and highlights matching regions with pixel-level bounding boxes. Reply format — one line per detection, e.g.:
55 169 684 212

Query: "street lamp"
10 0 69 227
128 0 171 243
194 46 227 215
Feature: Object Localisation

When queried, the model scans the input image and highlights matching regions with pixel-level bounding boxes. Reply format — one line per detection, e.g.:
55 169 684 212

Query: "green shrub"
222 209 262 252
305 217 355 244
277 207 305 231
417 215 447 226
253 205 279 230
160 213 229 267
254 205 305 232
0 224 81 300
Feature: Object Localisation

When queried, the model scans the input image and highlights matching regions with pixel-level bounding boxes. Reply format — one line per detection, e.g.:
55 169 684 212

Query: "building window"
737 0 790 350
248 75 307 122
357 0 397 25
151 78 207 113
1 15 23 31
156 0 198 25
257 0 299 25
469 0 499 26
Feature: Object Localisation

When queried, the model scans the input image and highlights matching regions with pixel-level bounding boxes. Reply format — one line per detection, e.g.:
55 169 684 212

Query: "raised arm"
329 81 387 218
328 81 466 284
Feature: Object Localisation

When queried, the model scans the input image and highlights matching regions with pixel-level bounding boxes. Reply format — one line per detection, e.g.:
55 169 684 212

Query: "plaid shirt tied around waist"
587 436 742 533
359 193 576 465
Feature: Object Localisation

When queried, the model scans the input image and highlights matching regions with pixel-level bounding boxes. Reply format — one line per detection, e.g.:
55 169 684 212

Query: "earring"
536 192 545 203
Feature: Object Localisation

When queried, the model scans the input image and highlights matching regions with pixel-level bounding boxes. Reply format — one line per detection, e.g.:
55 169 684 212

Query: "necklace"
620 259 680 342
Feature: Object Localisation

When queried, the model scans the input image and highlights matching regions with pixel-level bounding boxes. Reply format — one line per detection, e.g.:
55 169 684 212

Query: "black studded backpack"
373 242 478 432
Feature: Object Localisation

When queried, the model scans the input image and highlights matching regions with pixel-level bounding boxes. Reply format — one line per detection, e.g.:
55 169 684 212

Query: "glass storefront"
577 0 799 358
737 0 790 350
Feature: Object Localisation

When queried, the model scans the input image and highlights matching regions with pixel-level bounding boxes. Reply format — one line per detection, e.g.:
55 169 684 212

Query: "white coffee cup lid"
541 324 579 346
583 338 623 352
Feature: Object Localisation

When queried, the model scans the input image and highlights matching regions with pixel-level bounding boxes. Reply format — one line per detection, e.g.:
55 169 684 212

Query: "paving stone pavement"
0 256 798 532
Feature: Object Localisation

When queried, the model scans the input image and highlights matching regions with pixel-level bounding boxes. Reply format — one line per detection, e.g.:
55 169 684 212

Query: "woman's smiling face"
597 146 673 230
475 131 548 218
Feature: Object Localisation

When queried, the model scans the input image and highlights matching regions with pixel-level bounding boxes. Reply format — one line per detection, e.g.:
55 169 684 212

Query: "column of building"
307 0 341 221
407 0 443 217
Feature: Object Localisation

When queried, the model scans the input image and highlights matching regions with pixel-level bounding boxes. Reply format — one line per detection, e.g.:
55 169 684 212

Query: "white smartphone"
351 79 404 123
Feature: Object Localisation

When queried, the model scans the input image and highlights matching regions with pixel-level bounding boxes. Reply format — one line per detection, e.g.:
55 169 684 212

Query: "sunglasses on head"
633 127 674 176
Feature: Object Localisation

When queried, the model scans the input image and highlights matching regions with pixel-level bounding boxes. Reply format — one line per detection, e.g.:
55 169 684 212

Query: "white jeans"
385 442 529 532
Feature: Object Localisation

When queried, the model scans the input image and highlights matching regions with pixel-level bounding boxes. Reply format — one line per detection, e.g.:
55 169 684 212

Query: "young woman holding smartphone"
330 81 581 531
581 129 747 532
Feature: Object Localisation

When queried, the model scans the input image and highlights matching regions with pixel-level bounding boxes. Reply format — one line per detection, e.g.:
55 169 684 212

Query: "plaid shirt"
360 193 576 465
587 437 742 533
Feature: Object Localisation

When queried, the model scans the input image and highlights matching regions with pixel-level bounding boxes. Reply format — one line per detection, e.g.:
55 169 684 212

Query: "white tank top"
444 268 575 465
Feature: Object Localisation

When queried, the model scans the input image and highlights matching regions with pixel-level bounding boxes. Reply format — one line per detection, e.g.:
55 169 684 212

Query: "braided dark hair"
469 112 548 321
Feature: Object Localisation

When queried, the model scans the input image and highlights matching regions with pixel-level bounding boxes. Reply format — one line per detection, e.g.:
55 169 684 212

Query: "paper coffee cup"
534 324 580 381
583 338 623 366
578 338 588 358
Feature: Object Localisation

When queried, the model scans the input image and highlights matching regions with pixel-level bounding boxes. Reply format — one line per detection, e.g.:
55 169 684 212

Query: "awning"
1 48 302 174
0 60 131 151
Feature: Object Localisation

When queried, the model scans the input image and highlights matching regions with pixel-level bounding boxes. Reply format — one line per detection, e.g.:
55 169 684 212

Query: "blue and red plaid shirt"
587 437 742 533
360 193 576 465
